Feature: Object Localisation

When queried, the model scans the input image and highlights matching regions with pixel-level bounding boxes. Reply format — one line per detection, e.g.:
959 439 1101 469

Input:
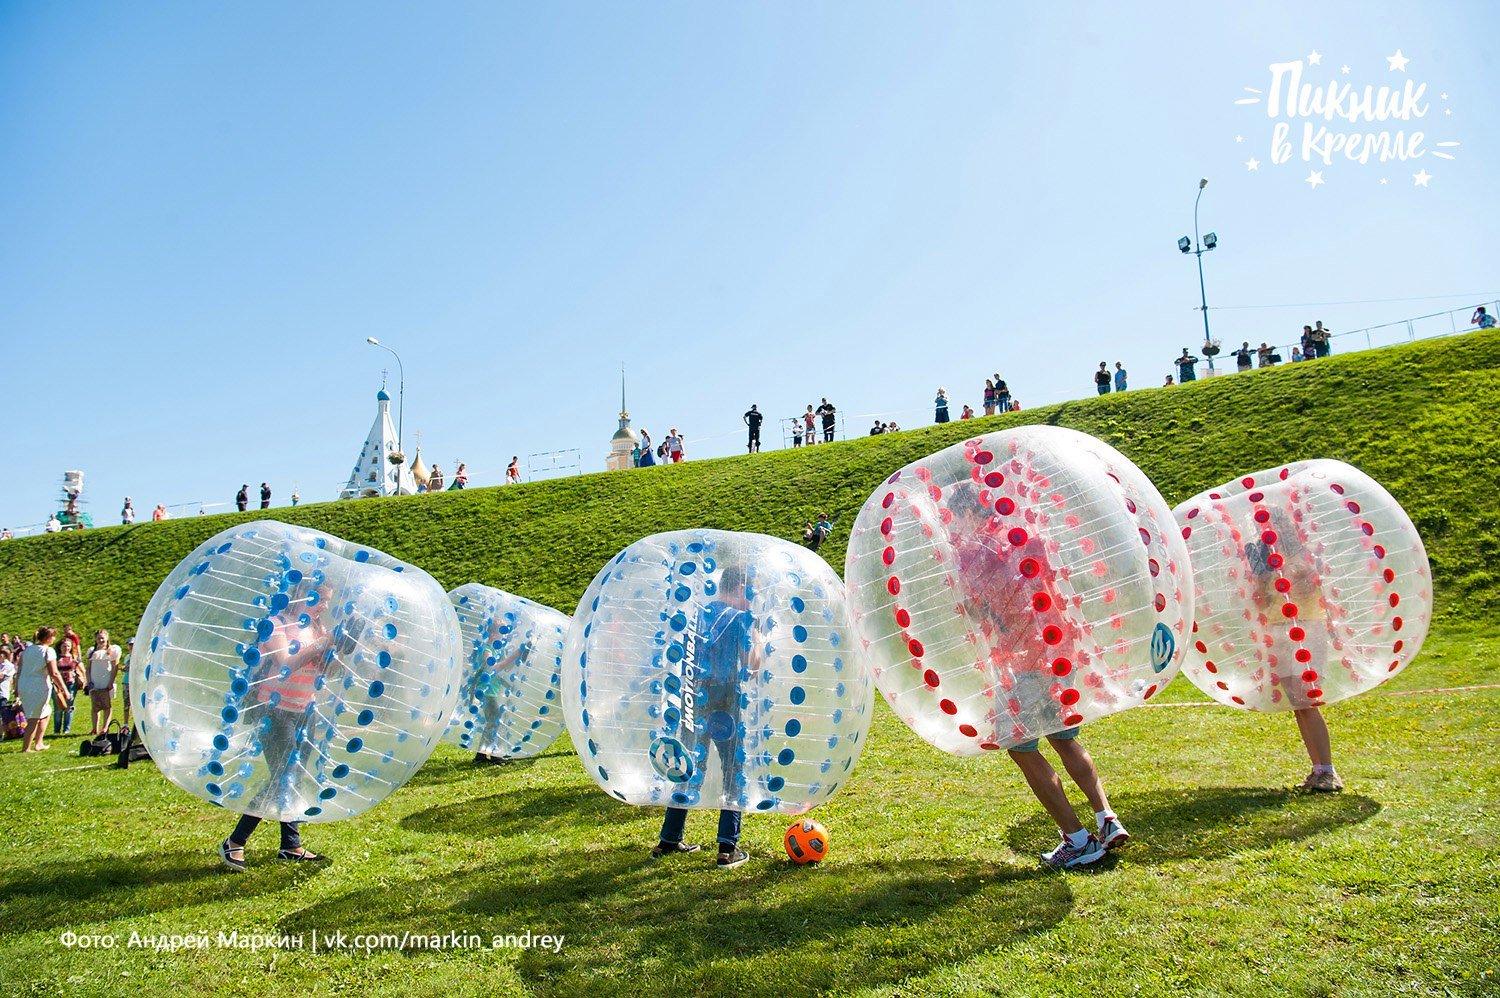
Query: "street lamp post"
1179 178 1220 373
365 337 406 495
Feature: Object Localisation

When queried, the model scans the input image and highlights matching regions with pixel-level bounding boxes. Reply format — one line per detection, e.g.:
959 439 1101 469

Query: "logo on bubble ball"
650 735 695 783
1150 622 1176 674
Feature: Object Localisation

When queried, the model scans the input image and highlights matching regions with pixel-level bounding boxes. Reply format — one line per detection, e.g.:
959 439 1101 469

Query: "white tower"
605 366 639 471
340 386 417 499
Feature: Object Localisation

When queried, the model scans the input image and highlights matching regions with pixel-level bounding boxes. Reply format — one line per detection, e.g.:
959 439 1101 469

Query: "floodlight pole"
1192 179 1215 372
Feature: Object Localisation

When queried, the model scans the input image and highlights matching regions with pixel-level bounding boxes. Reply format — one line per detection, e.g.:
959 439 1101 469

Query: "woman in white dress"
86 629 122 735
18 627 67 752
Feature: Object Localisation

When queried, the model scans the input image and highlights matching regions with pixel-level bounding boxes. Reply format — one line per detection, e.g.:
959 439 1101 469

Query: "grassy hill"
4 330 1496 638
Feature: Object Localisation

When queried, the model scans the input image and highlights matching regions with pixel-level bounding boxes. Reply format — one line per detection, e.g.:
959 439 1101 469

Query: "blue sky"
2 1 1495 530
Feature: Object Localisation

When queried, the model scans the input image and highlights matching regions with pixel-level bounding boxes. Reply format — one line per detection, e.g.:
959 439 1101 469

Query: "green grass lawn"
1 622 1495 996
2 332 1497 995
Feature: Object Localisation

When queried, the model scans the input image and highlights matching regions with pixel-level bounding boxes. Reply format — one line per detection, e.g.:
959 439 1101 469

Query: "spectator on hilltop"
1473 306 1496 329
995 379 1012 412
1312 321 1332 357
887 420 902 432
802 406 817 446
427 464 444 492
666 429 685 463
1257 342 1276 368
152 504 168 522
290 492 300 507
983 379 998 416
451 463 468 490
507 457 521 483
1164 374 1176 387
1175 349 1199 383
1114 362 1128 392
934 388 950 424
961 404 975 420
816 398 836 442
791 418 803 448
1300 325 1317 361
1094 362 1111 395
869 420 882 436
1233 341 1253 372
638 430 656 467
45 514 61 534
121 498 135 525
260 483 272 509
744 405 763 454
236 485 249 512
1 528 13 540
1291 346 1305 363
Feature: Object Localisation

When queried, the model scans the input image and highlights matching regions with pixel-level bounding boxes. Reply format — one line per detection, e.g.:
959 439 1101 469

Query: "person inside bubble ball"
650 564 758 869
950 498 1129 870
1242 511 1342 793
218 602 338 872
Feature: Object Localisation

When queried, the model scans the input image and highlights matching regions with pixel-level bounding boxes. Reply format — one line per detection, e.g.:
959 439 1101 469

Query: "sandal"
219 839 247 873
277 847 330 863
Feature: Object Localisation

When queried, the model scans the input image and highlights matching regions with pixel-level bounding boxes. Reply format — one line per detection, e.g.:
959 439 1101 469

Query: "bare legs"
1293 707 1333 767
22 716 48 752
1008 749 1085 834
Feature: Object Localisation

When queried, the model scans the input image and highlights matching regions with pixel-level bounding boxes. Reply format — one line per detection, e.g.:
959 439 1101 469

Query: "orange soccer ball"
783 819 829 864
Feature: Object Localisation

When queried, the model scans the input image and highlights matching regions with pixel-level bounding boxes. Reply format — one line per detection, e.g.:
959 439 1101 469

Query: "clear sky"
2 1 1495 531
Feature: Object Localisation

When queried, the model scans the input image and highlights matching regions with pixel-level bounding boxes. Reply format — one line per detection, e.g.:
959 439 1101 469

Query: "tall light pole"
366 337 406 494
1179 178 1219 372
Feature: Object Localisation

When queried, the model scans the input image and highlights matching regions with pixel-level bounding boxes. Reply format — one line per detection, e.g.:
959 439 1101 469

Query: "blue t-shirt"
1114 369 1127 390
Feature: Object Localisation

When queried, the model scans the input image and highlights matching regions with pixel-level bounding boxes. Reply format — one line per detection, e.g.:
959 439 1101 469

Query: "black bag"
80 717 122 756
116 725 153 768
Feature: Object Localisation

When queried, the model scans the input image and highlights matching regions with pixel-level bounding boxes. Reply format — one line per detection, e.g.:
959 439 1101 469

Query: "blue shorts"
1010 726 1080 753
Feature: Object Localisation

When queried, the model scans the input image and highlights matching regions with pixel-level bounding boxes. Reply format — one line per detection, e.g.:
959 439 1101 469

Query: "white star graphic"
1246 157 1260 171
1387 49 1410 72
1340 65 1351 75
1234 135 1244 143
1379 178 1389 185
1413 169 1432 187
1305 170 1325 189
1440 92 1449 100
1444 108 1452 115
1308 50 1322 65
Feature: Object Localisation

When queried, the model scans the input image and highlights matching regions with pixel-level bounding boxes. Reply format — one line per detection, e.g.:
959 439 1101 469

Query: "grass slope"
2 330 1497 640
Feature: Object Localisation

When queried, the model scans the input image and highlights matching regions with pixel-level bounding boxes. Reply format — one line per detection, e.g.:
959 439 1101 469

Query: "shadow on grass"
401 784 649 837
280 846 1071 992
400 749 569 790
1007 786 1381 864
0 851 315 936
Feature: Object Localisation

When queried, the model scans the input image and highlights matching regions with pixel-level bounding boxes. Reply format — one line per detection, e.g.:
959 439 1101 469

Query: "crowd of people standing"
1 625 131 752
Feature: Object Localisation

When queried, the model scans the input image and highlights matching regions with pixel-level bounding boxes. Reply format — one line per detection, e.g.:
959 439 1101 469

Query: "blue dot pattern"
562 529 874 816
129 521 462 823
444 583 569 759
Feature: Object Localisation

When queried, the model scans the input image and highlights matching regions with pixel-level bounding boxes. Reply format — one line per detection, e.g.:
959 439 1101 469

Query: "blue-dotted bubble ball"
445 583 569 759
563 529 874 816
130 521 461 822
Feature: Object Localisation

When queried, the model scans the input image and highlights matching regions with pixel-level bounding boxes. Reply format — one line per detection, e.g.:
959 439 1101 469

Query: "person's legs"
23 716 45 751
1007 746 1085 834
716 810 742 851
1294 707 1333 768
228 814 262 847
658 807 688 845
1048 732 1110 814
278 822 302 853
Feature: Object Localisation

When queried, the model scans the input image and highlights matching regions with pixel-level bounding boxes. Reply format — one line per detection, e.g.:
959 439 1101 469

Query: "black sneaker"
650 841 702 859
716 847 749 869
218 839 247 873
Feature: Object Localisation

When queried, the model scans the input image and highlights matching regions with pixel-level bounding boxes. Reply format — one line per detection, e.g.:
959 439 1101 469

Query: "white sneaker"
1098 815 1130 850
1042 834 1106 869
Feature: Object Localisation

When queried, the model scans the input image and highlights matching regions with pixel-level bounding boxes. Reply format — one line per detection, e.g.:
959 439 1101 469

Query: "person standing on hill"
983 379 998 416
995 379 1012 412
260 483 272 509
816 398 836 442
507 457 521 483
961 404 975 420
1094 363 1111 395
1473 306 1496 329
1234 341 1253 372
743 405 763 454
1114 362 1128 392
236 485 249 512
934 389 950 424
1312 321 1332 357
637 430 656 467
791 418 803 447
666 429 685 463
152 504 168 522
427 464 444 492
803 405 817 446
121 498 135 525
451 463 468 489
1174 349 1198 383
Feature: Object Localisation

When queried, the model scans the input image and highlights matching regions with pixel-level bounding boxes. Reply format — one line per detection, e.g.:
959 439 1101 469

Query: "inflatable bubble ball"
1175 460 1432 711
446 583 568 759
845 425 1192 756
131 521 462 822
562 529 874 815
